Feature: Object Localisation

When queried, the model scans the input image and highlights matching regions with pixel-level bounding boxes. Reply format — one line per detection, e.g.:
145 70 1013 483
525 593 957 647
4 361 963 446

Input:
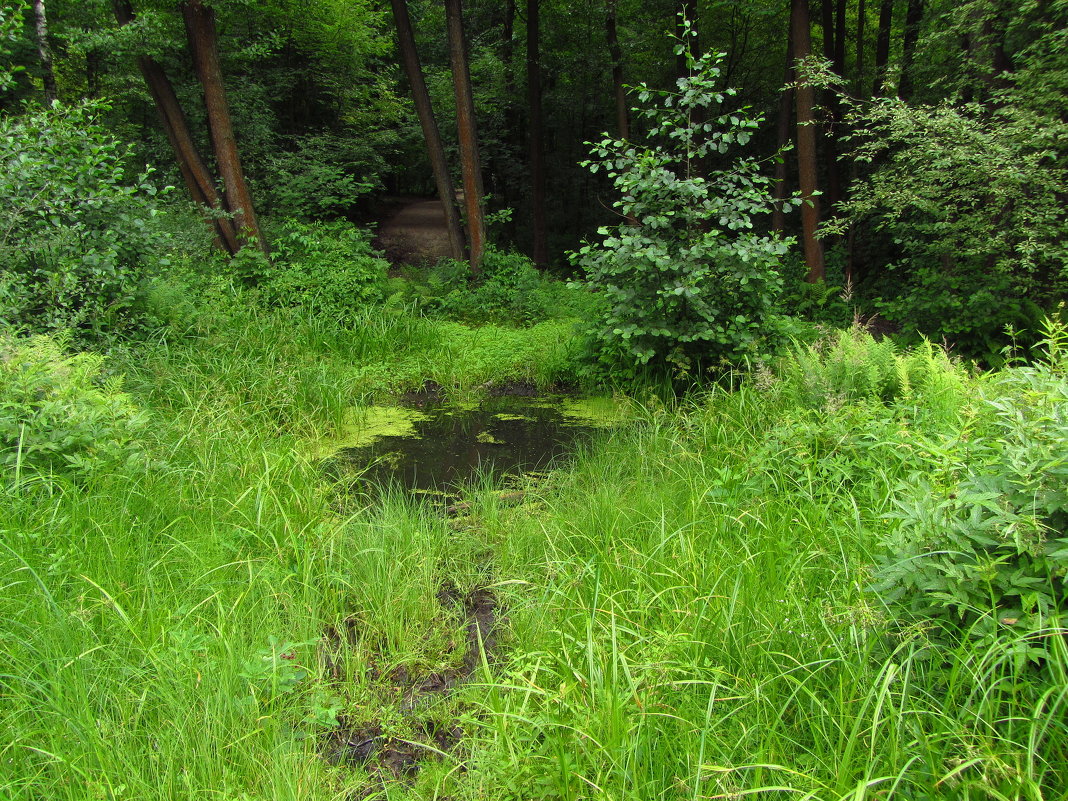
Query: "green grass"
1 307 1065 800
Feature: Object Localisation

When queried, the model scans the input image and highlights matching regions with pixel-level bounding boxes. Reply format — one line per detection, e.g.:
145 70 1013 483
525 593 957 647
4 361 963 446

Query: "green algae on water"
311 405 429 458
557 396 626 427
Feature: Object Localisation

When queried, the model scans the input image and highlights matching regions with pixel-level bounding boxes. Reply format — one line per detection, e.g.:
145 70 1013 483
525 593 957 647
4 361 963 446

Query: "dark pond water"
326 394 620 494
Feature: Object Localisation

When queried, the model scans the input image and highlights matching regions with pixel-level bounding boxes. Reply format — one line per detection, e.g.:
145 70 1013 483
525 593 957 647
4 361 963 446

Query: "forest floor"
375 196 453 265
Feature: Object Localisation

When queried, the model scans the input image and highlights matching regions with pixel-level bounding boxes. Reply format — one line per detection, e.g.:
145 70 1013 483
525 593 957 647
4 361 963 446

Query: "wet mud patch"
321 583 500 792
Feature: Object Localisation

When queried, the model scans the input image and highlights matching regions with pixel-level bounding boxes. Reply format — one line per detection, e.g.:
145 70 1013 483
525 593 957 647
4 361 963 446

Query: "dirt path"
376 197 454 265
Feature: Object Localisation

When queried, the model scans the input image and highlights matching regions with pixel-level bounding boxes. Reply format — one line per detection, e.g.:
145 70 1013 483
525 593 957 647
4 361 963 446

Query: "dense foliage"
0 102 169 339
574 42 790 377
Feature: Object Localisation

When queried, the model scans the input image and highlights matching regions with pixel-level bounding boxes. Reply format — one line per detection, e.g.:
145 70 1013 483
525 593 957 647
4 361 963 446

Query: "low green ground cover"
1 304 1065 800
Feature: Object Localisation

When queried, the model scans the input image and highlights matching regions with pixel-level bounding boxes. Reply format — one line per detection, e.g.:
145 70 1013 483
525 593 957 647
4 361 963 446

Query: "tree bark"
112 0 239 255
390 0 465 262
445 0 486 273
31 0 57 104
791 0 825 282
873 0 893 96
527 0 547 267
819 0 843 212
606 0 628 140
772 27 793 235
855 0 866 97
181 0 265 253
898 0 924 100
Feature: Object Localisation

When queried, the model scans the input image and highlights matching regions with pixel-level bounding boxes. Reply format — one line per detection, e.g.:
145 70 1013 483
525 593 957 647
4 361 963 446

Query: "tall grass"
1 310 1064 800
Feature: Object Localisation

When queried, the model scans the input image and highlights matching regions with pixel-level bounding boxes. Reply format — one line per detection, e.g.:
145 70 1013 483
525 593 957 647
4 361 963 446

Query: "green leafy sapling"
572 21 794 378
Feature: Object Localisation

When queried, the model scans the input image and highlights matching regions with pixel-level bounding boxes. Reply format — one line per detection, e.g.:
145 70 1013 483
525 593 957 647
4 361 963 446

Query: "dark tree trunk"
181 0 265 253
606 0 628 140
772 28 794 235
390 0 465 262
855 0 866 97
445 0 486 273
834 0 846 77
31 0 57 104
791 0 825 282
898 0 924 100
113 0 239 255
873 0 893 96
527 0 547 267
819 0 843 212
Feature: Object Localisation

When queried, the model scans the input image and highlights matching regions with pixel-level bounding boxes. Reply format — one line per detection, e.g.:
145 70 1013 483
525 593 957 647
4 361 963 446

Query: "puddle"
320 393 623 493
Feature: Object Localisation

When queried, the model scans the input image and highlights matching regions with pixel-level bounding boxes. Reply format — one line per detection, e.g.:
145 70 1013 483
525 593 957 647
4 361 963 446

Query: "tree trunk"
113 0 239 255
606 0 628 140
527 0 547 267
898 0 924 100
819 0 842 212
445 0 486 273
181 0 265 253
772 27 793 235
855 0 866 97
873 0 893 96
390 0 465 262
31 0 57 104
791 0 825 282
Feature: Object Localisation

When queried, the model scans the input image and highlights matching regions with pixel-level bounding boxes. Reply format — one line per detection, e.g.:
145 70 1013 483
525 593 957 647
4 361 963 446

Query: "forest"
1 0 1067 798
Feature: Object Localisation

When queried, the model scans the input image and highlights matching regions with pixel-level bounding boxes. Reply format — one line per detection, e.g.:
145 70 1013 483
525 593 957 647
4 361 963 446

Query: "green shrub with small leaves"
402 247 588 326
873 317 1068 653
0 333 148 481
0 101 171 340
249 219 388 321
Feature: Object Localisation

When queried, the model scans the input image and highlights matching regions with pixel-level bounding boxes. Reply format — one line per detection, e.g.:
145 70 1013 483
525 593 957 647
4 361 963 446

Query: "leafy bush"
391 247 591 326
571 32 791 378
0 102 170 340
828 95 1067 361
249 219 388 321
873 317 1068 652
0 333 148 481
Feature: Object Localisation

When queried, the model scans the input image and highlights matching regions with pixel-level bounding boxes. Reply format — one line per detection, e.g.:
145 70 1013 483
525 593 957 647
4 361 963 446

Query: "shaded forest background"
1 0 1066 362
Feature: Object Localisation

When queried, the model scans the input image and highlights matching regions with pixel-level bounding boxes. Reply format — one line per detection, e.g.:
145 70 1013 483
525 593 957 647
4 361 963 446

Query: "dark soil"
321 584 500 790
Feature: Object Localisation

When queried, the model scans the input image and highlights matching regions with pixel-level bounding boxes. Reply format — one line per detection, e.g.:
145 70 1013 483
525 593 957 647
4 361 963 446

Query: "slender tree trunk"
445 0 486 273
855 0 866 97
819 0 843 212
390 0 465 261
181 0 265 252
834 0 846 76
791 0 825 282
527 0 548 267
772 27 794 235
873 0 893 96
113 0 239 255
606 0 628 140
31 0 57 104
898 0 924 100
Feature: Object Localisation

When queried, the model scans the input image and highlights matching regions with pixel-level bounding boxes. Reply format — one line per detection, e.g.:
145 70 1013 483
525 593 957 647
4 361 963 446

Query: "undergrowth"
1 309 1065 800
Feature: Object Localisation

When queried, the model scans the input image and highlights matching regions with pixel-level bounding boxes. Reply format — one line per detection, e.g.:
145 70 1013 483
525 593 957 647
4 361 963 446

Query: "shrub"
0 333 148 482
0 102 170 340
571 28 791 379
389 247 591 327
250 219 388 321
873 317 1068 654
